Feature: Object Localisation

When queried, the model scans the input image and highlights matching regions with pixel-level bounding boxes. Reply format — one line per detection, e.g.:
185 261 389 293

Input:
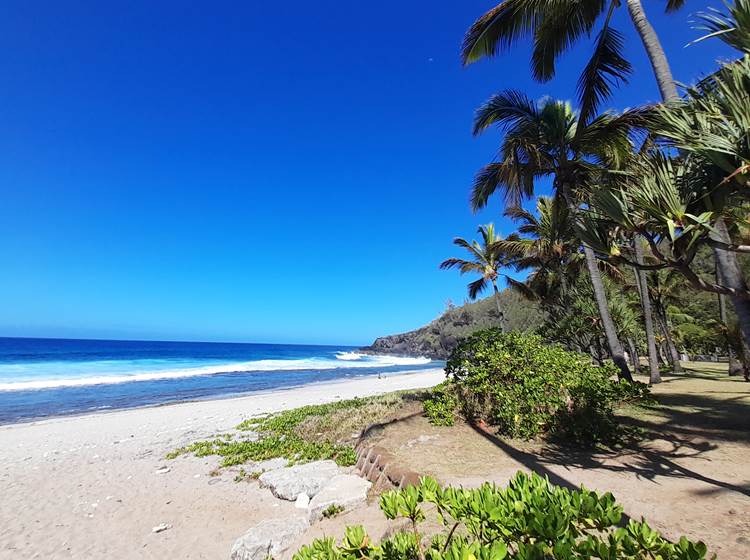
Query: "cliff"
362 290 543 359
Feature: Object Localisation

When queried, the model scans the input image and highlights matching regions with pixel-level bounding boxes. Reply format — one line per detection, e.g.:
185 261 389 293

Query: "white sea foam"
0 353 432 392
335 351 363 361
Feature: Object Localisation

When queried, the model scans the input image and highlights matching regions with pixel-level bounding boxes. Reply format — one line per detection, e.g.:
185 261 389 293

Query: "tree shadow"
625 391 750 443
467 422 636 525
469 384 750 500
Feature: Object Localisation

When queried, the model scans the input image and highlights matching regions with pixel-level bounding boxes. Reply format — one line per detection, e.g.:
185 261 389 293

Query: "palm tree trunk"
627 337 640 373
712 219 750 352
657 309 683 373
492 280 505 332
633 239 660 383
714 238 750 377
718 290 743 376
583 244 633 381
625 0 679 102
657 341 669 367
561 181 632 382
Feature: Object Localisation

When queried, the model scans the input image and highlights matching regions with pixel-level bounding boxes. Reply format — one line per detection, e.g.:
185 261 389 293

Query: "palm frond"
691 0 750 53
506 276 541 300
473 90 540 135
468 277 489 299
575 110 639 168
504 205 538 225
452 237 488 264
530 0 607 81
461 0 543 65
577 25 631 127
666 0 686 13
470 161 536 211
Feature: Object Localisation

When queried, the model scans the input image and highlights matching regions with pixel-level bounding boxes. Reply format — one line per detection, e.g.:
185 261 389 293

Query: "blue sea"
0 338 439 424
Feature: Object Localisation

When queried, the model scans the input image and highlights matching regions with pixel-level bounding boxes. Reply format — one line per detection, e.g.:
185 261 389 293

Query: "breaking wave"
0 353 432 392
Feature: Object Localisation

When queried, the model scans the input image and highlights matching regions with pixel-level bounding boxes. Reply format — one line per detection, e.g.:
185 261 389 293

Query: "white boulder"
230 516 309 560
295 493 310 509
308 474 371 522
258 460 340 501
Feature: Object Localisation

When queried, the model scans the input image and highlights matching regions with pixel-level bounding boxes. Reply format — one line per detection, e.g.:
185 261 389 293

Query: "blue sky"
0 1 734 345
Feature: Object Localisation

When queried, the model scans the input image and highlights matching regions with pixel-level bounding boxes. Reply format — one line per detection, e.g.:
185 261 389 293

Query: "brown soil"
354 363 750 559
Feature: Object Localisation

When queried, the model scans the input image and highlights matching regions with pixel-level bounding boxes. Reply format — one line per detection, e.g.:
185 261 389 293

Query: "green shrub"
444 329 649 443
293 472 711 560
423 382 458 426
322 504 345 518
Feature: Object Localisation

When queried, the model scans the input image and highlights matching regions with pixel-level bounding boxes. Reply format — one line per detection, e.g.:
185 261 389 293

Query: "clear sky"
0 1 734 345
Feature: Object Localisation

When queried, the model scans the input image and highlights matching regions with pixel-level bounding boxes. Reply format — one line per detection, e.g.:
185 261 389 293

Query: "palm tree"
665 0 750 354
497 196 584 308
576 139 750 360
471 92 635 381
460 0 683 382
461 0 681 101
647 271 685 373
633 239 661 383
440 224 507 329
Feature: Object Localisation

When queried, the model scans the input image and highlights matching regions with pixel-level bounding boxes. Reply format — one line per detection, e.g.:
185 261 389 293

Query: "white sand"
0 368 444 559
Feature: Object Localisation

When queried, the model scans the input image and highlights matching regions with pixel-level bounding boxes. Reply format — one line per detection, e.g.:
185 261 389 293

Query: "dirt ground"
356 363 750 559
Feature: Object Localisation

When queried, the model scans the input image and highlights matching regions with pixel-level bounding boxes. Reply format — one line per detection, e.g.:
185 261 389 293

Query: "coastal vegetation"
364 291 542 359
435 0 750 381
326 3 750 557
172 2 748 556
166 392 421 468
427 330 651 443
294 472 709 560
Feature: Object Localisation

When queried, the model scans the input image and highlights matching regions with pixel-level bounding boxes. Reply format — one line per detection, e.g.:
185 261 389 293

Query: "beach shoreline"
0 367 445 428
0 367 444 559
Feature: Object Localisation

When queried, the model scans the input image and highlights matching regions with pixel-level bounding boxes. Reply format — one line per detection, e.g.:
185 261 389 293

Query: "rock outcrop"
362 291 542 359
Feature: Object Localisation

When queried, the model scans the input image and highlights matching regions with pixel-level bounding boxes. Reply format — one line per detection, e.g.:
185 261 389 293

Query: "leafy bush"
423 382 458 426
444 329 649 443
293 472 710 560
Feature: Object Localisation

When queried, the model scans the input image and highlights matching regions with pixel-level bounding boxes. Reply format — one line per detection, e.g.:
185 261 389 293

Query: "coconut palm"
440 224 508 328
461 0 684 382
471 92 635 380
497 196 584 307
461 0 681 102
497 195 622 306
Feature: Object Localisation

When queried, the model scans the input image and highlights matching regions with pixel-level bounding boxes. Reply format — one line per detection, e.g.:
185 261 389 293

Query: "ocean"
0 337 440 424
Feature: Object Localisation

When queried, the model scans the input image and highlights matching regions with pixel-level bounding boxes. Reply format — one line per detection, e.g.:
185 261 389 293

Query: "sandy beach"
0 368 445 559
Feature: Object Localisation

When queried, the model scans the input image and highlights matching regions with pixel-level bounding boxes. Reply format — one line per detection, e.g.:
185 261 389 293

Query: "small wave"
368 355 431 366
335 351 430 366
335 351 364 361
0 354 433 392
